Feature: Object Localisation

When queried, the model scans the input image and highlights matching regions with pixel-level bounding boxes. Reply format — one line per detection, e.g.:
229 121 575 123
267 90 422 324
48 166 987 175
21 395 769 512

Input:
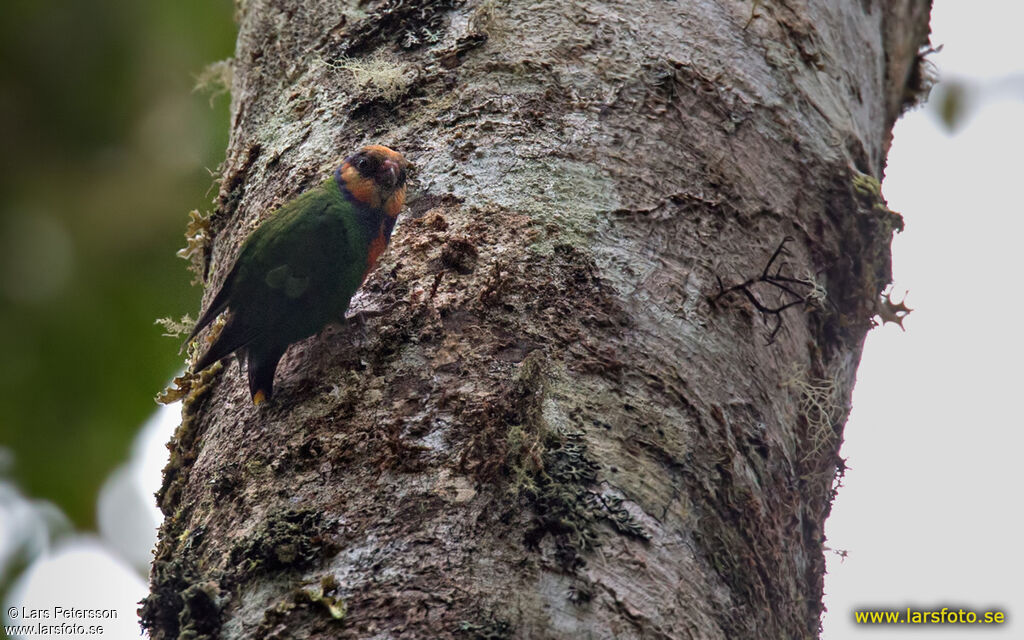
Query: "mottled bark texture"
145 1 931 638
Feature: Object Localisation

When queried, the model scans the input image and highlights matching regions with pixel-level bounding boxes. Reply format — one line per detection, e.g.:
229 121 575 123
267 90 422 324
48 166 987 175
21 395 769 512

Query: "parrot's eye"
355 155 381 176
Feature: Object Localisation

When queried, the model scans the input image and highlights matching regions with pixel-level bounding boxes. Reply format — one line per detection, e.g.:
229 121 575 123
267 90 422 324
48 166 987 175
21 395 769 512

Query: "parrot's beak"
380 159 400 189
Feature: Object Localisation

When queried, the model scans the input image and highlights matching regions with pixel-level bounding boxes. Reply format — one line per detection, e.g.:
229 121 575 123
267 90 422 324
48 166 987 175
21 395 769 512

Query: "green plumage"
188 178 377 400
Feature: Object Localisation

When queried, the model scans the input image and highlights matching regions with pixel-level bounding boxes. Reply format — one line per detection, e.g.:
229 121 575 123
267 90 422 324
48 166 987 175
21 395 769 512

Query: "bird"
186 144 411 404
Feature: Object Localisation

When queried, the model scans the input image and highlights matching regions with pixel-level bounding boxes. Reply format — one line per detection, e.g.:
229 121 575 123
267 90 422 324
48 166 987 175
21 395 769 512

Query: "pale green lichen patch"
194 59 233 106
781 363 846 464
156 348 223 406
323 52 413 102
179 209 212 285
298 575 346 621
437 153 620 251
852 171 902 223
155 313 196 339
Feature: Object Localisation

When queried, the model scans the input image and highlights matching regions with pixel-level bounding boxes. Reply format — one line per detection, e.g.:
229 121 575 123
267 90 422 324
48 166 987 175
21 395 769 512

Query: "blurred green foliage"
929 74 1024 133
0 0 235 527
932 80 970 132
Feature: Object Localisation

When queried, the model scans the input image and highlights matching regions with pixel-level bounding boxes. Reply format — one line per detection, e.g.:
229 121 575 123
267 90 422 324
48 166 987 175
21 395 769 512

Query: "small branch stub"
713 237 828 343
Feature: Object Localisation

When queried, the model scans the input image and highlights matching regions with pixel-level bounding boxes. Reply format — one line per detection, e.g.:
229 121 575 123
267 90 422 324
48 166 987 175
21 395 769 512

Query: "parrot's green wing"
190 185 359 373
186 189 322 345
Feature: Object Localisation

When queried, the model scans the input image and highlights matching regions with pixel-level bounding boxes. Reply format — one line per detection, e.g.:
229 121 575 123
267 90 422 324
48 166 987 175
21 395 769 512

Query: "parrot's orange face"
338 145 411 217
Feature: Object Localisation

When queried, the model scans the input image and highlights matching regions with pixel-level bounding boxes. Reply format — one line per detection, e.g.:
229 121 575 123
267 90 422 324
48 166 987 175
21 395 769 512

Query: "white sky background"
821 1 1024 637
3 407 176 639
3 1 1023 638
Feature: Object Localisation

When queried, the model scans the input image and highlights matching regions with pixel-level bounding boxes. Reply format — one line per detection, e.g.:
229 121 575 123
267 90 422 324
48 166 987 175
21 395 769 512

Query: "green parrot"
186 145 411 404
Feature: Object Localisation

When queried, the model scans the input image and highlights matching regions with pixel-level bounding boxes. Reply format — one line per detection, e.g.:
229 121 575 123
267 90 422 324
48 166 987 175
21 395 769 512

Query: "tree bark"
144 0 932 638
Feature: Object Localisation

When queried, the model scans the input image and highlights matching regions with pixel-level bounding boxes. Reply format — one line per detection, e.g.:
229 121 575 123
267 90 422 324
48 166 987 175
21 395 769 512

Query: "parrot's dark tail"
247 346 286 405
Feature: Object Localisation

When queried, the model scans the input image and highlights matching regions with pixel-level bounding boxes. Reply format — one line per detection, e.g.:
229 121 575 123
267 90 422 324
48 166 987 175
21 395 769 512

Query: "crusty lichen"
456 351 648 579
177 581 223 640
502 350 548 495
253 575 346 639
521 427 653 574
341 0 456 54
227 508 334 580
458 615 513 640
141 527 221 640
156 362 223 513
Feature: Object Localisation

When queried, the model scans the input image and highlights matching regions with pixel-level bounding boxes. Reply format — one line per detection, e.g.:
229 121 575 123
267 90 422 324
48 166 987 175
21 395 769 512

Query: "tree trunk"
144 0 931 638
